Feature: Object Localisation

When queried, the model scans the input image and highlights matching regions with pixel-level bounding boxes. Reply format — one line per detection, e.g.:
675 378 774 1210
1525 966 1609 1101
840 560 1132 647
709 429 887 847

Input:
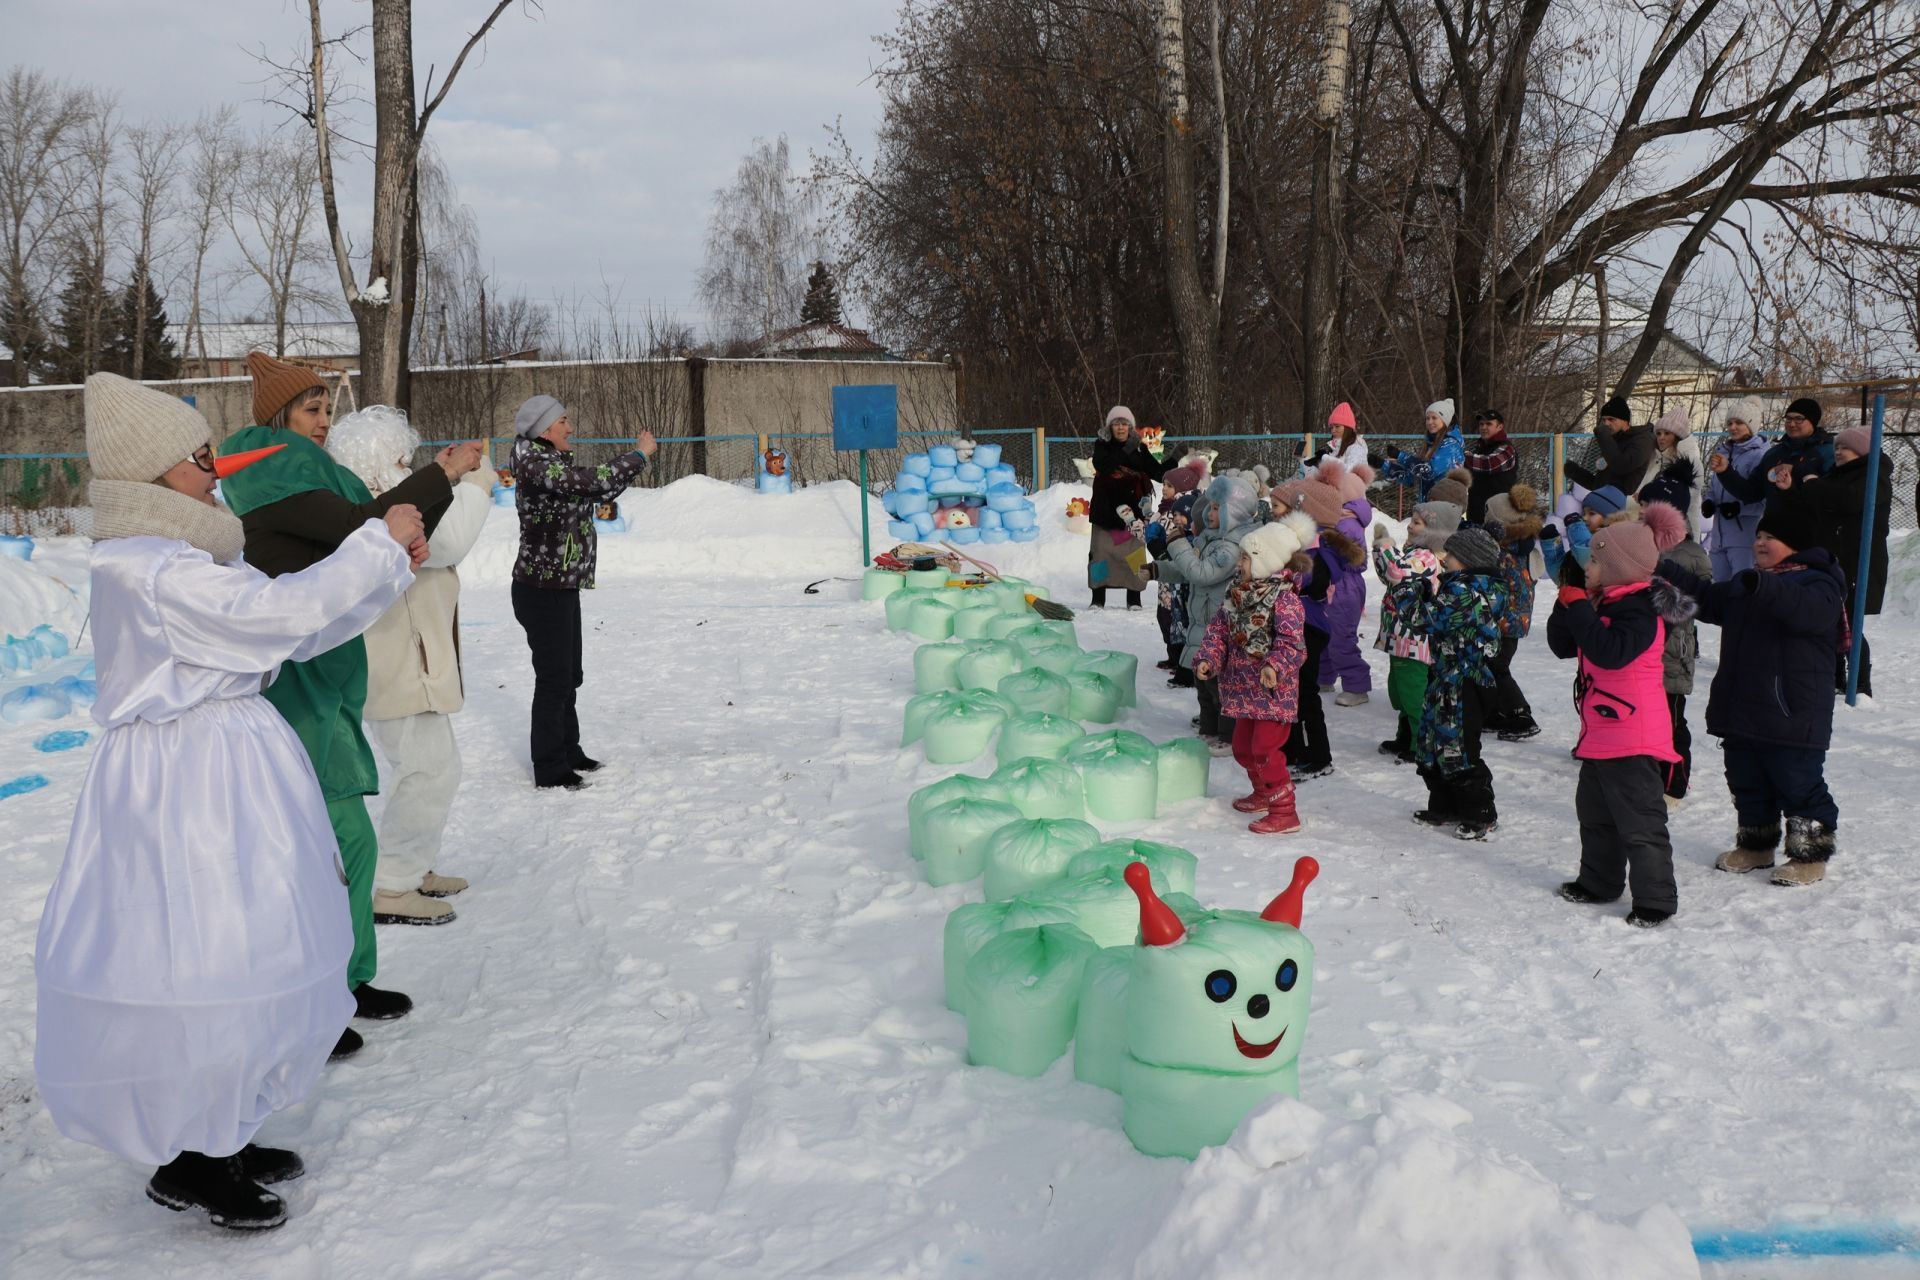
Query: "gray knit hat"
1443 526 1501 572
85 373 244 562
1411 499 1464 549
514 395 567 440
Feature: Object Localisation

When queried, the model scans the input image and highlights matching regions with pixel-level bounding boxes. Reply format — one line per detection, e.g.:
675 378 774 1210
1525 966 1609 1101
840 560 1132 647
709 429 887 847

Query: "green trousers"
326 796 379 989
1388 657 1431 740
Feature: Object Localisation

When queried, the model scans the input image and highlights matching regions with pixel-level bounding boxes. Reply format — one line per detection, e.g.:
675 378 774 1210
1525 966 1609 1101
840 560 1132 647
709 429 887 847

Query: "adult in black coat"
1657 493 1847 884
1563 396 1655 495
1087 405 1175 607
1715 398 1834 509
1792 426 1892 696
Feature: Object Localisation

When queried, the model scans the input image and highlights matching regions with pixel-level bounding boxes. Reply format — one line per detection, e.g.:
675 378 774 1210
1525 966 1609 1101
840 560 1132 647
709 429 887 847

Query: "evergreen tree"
111 268 179 380
1 289 51 386
45 260 109 384
799 261 844 326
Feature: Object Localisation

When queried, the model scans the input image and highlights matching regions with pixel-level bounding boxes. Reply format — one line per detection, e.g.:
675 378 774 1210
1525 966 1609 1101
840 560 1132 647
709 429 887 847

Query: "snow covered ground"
2 476 1918 1278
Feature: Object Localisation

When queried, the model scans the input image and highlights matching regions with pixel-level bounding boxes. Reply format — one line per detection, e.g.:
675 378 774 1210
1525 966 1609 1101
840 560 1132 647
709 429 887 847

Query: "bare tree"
224 132 331 356
1154 0 1224 435
180 107 238 377
1301 0 1353 430
116 120 185 380
697 136 825 347
0 70 93 384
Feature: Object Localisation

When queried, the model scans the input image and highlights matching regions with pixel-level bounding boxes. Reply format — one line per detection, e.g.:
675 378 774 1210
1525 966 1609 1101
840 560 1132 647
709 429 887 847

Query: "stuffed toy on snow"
1065 496 1092 534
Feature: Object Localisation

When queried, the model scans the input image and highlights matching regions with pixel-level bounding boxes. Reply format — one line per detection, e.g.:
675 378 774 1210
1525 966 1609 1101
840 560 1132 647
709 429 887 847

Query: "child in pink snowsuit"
1545 520 1681 927
1195 514 1314 834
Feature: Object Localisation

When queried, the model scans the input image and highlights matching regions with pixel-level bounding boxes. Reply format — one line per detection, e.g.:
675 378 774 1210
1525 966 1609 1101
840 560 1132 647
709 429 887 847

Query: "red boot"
1232 788 1278 813
1249 783 1302 835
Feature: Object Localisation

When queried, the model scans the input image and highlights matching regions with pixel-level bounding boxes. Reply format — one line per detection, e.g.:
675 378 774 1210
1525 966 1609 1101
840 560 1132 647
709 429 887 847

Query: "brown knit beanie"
1588 522 1660 589
1426 466 1471 509
248 351 327 426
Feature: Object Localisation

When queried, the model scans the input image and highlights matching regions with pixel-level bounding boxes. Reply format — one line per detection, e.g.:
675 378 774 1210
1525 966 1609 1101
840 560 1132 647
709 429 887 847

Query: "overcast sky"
9 0 902 335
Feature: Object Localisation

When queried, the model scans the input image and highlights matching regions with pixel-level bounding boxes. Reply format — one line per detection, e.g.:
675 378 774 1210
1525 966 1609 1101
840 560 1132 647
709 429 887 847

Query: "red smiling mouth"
1232 1024 1286 1059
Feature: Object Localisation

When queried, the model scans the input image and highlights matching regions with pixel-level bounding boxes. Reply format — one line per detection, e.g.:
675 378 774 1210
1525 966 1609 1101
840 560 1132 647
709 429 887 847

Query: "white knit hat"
85 373 244 562
1425 399 1455 426
1243 512 1317 579
1654 405 1692 440
1719 396 1762 430
1105 405 1136 427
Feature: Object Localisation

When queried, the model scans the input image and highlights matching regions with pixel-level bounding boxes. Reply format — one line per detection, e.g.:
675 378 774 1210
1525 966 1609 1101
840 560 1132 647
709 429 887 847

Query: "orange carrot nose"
213 443 288 478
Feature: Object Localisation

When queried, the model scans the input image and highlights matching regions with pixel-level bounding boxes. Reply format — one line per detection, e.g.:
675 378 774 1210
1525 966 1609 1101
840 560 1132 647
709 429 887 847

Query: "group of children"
1137 402 1851 927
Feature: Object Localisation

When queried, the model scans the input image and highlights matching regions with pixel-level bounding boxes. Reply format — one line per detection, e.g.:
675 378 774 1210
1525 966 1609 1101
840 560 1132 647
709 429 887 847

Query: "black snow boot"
146 1152 287 1231
353 984 413 1021
1626 906 1675 928
330 1027 363 1060
239 1144 306 1186
1558 881 1620 905
570 753 604 774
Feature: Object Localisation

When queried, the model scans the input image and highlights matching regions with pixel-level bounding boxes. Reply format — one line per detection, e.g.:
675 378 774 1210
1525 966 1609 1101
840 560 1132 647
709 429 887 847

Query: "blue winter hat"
1207 475 1261 530
1581 485 1628 516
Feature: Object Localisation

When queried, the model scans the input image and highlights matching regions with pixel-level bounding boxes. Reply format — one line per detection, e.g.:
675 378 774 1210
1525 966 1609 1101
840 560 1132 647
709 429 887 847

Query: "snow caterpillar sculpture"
951 857 1319 1159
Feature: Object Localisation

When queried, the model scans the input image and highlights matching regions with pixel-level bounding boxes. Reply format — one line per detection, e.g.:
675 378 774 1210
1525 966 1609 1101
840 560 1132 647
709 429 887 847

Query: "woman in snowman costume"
35 374 423 1230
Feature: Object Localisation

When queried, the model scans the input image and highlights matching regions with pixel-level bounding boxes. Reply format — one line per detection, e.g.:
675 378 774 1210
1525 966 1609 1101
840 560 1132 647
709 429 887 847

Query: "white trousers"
368 711 462 894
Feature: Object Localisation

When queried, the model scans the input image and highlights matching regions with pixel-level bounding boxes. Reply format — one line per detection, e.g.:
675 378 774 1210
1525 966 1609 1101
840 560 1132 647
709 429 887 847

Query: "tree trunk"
1301 0 1352 433
1155 0 1220 436
355 0 419 409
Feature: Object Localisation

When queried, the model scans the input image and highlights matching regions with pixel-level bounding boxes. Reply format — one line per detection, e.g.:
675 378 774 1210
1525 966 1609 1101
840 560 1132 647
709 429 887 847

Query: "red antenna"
1260 857 1320 929
1125 862 1185 946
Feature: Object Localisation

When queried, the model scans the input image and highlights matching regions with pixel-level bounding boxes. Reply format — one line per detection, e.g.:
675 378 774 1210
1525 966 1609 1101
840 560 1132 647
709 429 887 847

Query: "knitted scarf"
1221 572 1299 658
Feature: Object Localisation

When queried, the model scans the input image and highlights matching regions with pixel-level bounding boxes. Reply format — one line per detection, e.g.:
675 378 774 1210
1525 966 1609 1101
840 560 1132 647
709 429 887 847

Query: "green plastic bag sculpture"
863 568 905 600
1029 864 1165 947
995 712 1086 765
903 690 965 747
1065 670 1124 724
905 567 951 591
1102 860 1319 1159
1066 839 1198 899
885 588 929 631
1071 946 1133 1091
1155 738 1212 805
963 924 1099 1077
922 691 1015 764
951 600 1003 641
1068 730 1161 821
980 817 1103 901
1008 619 1077 650
1075 650 1139 707
989 756 1086 821
909 773 1013 861
913 642 968 694
907 595 960 641
942 895 1078 1011
1022 642 1083 678
955 640 1021 691
920 797 1026 886
996 667 1072 717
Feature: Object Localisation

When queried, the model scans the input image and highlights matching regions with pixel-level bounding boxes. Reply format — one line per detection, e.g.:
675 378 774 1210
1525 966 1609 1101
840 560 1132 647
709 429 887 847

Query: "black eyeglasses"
190 445 215 474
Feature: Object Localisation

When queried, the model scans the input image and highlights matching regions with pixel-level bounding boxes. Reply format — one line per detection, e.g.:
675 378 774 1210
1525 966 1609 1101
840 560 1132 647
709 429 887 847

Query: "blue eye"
1276 960 1298 992
1205 970 1236 1003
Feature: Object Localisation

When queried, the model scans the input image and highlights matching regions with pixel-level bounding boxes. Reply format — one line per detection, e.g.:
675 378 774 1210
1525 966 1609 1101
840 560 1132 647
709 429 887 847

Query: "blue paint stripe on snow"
34 729 89 753
1694 1223 1920 1260
0 774 51 800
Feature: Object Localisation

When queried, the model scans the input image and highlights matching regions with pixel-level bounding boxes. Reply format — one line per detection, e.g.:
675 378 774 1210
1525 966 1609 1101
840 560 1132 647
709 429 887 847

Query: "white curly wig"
326 404 420 495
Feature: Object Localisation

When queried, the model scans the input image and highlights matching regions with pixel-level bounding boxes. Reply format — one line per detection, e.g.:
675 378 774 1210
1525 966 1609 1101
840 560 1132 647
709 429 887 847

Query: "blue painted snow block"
930 478 973 496
895 472 928 493
910 511 937 537
0 685 69 723
950 527 982 545
986 465 1019 487
1002 508 1038 531
929 465 957 483
956 462 986 483
930 445 960 468
36 730 90 752
894 491 931 516
973 443 1003 468
51 675 95 708
888 519 919 541
0 535 32 560
1692 1223 1920 1261
0 774 50 800
902 453 933 476
980 508 1003 529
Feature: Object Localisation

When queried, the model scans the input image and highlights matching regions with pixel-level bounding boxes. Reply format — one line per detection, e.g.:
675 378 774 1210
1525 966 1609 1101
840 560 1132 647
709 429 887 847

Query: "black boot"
146 1152 287 1231
353 984 413 1021
537 772 590 791
239 1144 305 1186
570 753 604 774
1626 906 1675 928
330 1027 363 1060
1558 881 1620 905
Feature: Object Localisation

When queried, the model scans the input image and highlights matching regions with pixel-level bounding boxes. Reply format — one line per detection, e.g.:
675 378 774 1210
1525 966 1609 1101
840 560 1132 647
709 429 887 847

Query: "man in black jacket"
1715 398 1834 511
1564 396 1654 495
1796 425 1892 696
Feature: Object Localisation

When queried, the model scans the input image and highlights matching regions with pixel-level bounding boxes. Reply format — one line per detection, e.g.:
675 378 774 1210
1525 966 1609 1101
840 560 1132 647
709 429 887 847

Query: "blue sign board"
832 384 899 451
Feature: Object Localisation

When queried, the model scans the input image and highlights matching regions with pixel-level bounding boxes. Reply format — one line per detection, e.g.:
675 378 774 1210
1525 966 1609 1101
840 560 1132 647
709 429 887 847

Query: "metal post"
859 448 872 567
1846 394 1885 705
1552 432 1566 497
1035 427 1048 490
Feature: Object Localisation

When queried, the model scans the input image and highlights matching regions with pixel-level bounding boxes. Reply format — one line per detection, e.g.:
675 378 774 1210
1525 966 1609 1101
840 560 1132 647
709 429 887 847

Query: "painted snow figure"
756 447 792 494
36 374 417 1230
327 406 491 926
1084 859 1318 1158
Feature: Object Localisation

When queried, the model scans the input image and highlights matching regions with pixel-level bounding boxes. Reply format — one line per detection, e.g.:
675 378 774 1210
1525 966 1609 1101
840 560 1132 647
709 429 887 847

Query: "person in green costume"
219 353 486 1057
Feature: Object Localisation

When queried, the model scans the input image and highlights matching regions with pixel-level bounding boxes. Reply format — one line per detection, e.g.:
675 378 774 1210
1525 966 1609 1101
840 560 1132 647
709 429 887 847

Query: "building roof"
744 322 888 357
1529 323 1723 378
165 320 360 361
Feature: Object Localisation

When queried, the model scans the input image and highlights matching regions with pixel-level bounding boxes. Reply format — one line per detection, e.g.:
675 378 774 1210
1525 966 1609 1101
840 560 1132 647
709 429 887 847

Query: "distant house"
0 340 15 386
1525 282 1726 431
166 320 361 378
743 322 890 361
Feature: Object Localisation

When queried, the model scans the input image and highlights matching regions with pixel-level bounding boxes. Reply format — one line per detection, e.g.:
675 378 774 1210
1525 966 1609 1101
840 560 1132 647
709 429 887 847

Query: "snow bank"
1122 1095 1700 1280
1884 531 1920 617
0 555 85 641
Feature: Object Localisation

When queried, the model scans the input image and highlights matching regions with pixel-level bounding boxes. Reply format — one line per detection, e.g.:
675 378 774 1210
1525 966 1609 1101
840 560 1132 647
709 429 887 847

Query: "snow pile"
1884 530 1920 617
1123 1094 1700 1280
0 554 85 642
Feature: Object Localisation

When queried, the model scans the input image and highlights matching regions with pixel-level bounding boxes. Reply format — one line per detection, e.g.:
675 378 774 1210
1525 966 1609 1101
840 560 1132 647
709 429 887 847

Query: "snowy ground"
3 477 1919 1278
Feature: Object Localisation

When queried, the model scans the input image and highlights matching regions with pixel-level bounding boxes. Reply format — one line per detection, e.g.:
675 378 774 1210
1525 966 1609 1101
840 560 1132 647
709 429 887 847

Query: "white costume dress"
35 522 411 1165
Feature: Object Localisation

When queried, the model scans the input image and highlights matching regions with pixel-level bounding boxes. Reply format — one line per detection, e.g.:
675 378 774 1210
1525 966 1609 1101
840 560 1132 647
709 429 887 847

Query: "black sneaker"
1377 738 1407 756
1496 721 1541 742
1291 762 1335 782
570 755 604 774
1626 907 1674 928
537 772 590 791
1557 881 1620 905
330 1028 363 1061
239 1145 305 1186
1167 670 1195 688
1454 820 1497 841
1155 658 1177 671
1412 809 1458 828
353 984 412 1021
146 1153 286 1232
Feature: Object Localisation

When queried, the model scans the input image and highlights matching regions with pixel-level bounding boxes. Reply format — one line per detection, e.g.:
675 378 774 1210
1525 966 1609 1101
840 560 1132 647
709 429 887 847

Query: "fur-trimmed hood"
1648 575 1699 625
1319 526 1367 570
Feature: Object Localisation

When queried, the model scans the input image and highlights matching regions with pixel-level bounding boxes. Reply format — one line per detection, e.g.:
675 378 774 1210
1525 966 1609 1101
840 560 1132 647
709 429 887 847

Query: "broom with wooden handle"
948 549 1076 621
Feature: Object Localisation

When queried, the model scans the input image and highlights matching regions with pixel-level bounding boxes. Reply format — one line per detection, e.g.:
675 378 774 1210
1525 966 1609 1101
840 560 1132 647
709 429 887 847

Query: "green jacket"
219 426 451 800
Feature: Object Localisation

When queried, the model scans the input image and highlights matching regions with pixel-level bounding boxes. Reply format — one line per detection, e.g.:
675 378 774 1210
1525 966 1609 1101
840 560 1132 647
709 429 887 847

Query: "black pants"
1836 636 1872 697
1484 636 1534 728
1723 738 1839 832
1092 588 1142 608
511 582 585 784
1665 693 1691 799
1572 755 1677 912
1417 682 1495 822
1285 626 1331 769
1197 675 1235 741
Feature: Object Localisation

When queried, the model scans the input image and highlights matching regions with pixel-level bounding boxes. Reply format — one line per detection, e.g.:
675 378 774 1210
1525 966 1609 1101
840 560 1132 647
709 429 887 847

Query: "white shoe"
1334 691 1369 707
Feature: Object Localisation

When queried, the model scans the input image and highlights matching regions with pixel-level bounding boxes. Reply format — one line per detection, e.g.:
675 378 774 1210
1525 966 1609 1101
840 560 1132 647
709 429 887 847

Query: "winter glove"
1557 583 1589 605
1719 500 1742 518
1558 549 1587 590
1701 496 1716 519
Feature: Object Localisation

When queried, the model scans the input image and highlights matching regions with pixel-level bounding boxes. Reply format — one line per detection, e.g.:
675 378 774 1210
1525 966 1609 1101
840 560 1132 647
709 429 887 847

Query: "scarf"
218 424 373 515
90 477 245 563
1221 572 1299 658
